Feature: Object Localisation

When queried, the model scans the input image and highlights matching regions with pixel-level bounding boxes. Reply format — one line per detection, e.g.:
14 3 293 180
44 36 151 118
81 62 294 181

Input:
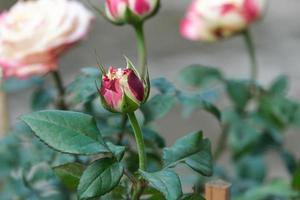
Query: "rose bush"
0 0 93 78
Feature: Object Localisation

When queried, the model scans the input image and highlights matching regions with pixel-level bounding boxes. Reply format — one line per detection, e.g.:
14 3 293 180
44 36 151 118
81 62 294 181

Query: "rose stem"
127 111 146 200
243 28 258 94
51 70 68 110
133 22 147 77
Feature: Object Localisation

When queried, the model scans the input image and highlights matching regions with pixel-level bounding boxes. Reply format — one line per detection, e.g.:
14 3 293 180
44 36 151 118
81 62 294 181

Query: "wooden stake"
0 69 9 137
205 179 231 200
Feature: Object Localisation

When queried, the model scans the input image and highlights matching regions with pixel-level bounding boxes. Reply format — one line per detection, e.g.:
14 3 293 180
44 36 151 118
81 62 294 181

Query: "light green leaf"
140 169 182 200
269 75 288 95
106 142 126 161
67 67 101 104
78 158 124 199
163 131 213 176
178 64 223 87
141 94 176 123
53 162 84 191
21 110 110 155
234 180 299 200
151 78 176 95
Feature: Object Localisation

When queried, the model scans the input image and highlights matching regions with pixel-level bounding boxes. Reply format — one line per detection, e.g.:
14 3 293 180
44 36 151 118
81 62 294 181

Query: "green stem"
127 112 146 170
213 124 229 160
51 71 68 110
243 29 257 84
133 23 147 78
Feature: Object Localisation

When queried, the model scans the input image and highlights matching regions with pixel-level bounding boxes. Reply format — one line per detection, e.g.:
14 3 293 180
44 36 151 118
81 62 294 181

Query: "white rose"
0 0 94 78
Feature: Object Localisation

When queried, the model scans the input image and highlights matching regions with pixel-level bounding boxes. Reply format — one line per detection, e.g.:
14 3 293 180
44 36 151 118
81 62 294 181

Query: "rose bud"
105 0 160 24
0 0 93 79
99 58 149 113
180 0 266 42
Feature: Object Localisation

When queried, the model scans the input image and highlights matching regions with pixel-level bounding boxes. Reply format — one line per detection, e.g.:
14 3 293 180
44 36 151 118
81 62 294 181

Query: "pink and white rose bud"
0 0 94 79
100 63 148 113
180 0 266 42
105 0 160 24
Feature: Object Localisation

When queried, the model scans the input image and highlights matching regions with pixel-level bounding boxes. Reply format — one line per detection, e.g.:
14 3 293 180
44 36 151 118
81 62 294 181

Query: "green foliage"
139 169 183 200
67 67 101 104
53 163 84 191
78 158 124 199
21 110 110 155
163 131 213 176
292 167 300 191
178 64 223 88
2 76 44 92
226 80 251 111
141 94 176 123
31 86 54 111
234 180 299 200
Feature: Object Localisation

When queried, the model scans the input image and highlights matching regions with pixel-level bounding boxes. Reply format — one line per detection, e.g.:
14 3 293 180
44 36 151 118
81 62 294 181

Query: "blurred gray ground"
1 0 300 179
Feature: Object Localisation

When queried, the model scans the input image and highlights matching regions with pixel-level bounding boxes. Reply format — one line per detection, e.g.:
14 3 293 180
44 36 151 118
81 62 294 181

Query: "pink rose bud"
99 59 149 113
105 0 160 24
180 0 266 42
0 0 94 79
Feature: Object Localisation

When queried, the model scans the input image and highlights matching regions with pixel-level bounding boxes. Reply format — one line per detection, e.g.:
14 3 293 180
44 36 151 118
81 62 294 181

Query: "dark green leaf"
163 131 213 176
139 169 182 200
143 187 166 200
141 94 176 123
279 150 298 175
226 80 250 111
235 155 266 182
78 158 124 199
21 110 110 155
53 162 84 191
292 167 300 191
178 65 223 87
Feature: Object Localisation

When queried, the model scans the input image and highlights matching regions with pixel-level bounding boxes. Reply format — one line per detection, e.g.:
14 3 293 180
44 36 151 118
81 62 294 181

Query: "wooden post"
0 69 9 137
205 179 231 200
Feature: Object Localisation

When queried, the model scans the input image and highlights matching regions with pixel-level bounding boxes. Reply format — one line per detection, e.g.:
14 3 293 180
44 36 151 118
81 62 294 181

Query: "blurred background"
1 0 300 179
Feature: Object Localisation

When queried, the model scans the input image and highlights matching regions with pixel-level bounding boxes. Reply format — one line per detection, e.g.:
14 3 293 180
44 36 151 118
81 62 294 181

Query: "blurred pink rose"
0 0 94 79
105 0 159 24
180 0 266 42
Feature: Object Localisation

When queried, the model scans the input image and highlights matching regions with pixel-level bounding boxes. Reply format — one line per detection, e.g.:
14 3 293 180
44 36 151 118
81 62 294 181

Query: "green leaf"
21 110 110 155
141 94 176 123
279 149 298 175
226 80 250 111
151 78 176 95
143 187 166 200
2 76 44 92
292 167 300 191
31 87 53 111
234 180 299 200
67 67 101 104
178 64 223 87
78 158 124 199
139 169 182 200
143 128 166 148
106 142 126 161
235 155 266 182
53 162 84 191
269 75 288 95
163 131 213 176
